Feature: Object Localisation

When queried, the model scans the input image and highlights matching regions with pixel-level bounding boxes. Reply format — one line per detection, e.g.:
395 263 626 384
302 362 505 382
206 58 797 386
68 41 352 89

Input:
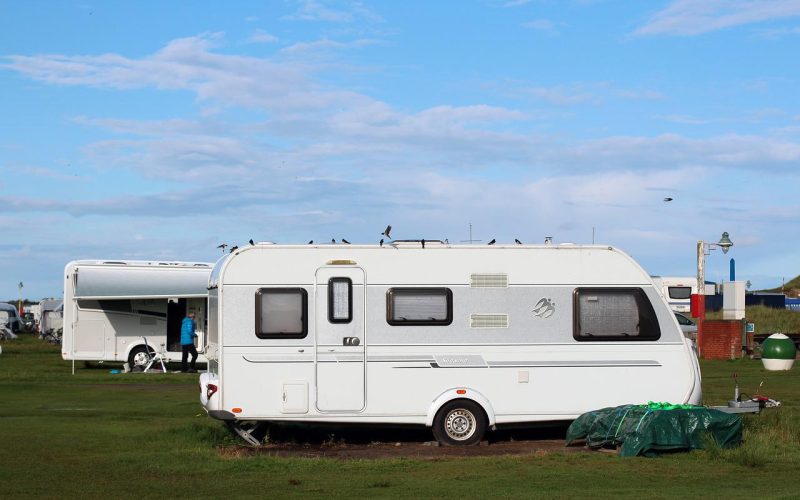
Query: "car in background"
674 312 697 340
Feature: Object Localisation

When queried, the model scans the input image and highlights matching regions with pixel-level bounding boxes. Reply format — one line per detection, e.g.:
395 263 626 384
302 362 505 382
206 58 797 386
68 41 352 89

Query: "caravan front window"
386 288 453 326
255 288 308 339
573 288 660 341
668 286 692 300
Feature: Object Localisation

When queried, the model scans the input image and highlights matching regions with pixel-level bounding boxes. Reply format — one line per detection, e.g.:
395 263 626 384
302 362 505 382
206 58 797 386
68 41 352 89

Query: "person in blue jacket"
181 311 198 373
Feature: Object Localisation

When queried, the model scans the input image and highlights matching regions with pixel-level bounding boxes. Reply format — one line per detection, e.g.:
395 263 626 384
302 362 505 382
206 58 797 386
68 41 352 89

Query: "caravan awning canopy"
74 266 210 299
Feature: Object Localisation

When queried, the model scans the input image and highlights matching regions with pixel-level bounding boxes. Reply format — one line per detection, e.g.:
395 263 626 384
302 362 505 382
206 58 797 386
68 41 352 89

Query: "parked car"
674 312 697 340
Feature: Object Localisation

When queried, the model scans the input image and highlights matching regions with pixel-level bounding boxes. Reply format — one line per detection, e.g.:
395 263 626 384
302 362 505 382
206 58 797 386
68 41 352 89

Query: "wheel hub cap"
444 409 476 441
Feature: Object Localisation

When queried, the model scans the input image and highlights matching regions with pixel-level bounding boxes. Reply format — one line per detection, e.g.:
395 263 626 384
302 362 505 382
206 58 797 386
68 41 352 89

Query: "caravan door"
314 266 366 412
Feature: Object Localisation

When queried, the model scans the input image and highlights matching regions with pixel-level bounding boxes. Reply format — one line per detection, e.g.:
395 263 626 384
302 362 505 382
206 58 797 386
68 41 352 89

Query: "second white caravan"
200 242 701 445
62 260 212 368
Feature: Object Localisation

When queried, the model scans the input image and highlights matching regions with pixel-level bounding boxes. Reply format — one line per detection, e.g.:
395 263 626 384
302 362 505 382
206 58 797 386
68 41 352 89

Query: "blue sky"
1 0 799 299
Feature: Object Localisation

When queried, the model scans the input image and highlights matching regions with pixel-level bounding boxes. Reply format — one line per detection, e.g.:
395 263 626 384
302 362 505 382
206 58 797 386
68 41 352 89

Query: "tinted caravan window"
387 288 452 326
573 288 660 341
328 277 353 324
668 286 692 300
255 288 308 339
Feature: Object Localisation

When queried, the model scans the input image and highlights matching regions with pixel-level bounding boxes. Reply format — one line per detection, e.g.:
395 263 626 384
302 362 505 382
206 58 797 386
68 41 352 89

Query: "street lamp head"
718 231 733 254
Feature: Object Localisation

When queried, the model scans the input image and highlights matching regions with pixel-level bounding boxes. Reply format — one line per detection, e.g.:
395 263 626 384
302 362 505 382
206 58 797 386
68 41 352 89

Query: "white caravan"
200 242 701 445
39 299 64 335
651 276 714 313
62 260 212 368
0 303 21 334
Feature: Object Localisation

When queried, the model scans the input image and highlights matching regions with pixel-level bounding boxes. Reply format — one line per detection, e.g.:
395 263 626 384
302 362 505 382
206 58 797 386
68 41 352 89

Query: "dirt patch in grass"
218 439 582 459
215 422 587 459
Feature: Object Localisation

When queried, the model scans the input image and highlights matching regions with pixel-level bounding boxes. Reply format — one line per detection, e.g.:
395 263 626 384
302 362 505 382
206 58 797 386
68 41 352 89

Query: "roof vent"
470 273 508 288
470 314 509 328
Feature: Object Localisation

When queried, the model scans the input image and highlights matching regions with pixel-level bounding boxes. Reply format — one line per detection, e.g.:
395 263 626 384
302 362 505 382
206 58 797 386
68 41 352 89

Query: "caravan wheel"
432 400 487 446
128 345 154 370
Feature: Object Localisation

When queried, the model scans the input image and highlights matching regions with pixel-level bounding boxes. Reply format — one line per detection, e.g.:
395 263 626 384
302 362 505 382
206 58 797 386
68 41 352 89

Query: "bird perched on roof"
229 246 239 253
515 239 522 244
216 243 228 253
249 239 255 245
342 238 350 244
382 225 392 239
331 238 336 244
488 239 496 245
379 239 384 247
663 197 673 202
421 239 425 249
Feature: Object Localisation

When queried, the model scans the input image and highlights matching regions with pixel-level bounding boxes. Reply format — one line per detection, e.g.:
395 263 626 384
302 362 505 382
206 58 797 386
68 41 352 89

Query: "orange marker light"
456 389 466 395
232 407 242 413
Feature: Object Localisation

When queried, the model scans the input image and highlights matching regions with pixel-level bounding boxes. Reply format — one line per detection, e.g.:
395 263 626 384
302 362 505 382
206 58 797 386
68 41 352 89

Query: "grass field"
1 336 799 499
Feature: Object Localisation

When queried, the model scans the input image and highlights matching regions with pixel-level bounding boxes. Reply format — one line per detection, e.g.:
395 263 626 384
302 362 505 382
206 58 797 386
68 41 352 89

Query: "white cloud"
283 0 382 23
249 29 278 44
280 37 379 53
754 24 800 38
522 19 559 35
526 85 599 105
634 0 800 36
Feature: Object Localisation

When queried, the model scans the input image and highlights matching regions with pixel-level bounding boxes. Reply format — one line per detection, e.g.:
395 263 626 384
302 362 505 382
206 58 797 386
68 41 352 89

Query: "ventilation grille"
470 273 508 288
470 314 509 328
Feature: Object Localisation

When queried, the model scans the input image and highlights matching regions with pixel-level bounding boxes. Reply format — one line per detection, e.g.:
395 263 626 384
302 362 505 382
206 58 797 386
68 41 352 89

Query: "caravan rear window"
255 288 308 339
386 288 453 326
573 288 660 341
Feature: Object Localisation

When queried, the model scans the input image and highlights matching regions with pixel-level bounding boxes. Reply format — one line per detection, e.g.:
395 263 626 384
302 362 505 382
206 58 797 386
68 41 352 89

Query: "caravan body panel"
203 244 701 428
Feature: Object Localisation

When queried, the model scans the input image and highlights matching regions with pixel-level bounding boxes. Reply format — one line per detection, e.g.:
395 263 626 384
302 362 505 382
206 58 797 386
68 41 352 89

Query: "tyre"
432 399 487 446
128 345 155 370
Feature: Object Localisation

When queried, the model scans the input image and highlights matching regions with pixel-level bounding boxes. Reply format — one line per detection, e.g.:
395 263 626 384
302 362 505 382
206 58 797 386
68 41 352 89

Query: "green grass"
707 305 800 334
1 336 800 498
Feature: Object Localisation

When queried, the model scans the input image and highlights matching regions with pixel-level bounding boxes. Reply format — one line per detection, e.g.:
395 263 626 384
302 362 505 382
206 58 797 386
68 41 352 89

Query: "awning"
74 266 211 299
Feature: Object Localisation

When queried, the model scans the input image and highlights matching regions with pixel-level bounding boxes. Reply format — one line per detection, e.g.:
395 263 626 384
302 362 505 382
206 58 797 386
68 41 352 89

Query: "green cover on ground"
565 402 742 457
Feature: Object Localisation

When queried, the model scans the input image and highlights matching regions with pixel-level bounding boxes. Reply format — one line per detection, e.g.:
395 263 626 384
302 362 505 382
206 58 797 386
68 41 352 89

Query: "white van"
62 260 211 368
201 242 701 445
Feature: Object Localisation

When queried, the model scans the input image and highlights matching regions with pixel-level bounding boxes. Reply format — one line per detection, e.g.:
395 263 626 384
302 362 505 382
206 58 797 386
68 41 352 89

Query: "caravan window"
668 286 692 300
328 278 353 324
573 288 660 341
386 288 453 326
255 288 308 339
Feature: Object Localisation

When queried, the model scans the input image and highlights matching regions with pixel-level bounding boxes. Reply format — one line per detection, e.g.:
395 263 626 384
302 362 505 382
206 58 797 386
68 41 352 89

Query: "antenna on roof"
460 223 482 244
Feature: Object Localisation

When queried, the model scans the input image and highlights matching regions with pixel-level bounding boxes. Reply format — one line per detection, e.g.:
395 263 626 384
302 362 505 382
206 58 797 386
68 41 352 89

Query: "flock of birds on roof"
216 196 676 252
214 224 537 253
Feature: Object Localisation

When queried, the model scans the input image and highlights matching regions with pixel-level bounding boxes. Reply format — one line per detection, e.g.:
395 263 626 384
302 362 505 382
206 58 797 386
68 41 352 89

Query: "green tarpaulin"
565 402 742 457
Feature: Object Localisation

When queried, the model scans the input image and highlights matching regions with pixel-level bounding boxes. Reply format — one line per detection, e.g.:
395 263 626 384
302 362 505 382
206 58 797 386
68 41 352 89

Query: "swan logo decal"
532 298 555 319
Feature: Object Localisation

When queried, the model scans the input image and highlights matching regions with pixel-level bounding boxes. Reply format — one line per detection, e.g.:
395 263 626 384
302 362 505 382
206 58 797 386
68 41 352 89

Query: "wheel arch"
425 388 495 427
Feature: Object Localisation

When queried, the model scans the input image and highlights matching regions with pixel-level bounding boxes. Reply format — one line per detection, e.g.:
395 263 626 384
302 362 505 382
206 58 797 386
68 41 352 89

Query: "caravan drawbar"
200 242 701 445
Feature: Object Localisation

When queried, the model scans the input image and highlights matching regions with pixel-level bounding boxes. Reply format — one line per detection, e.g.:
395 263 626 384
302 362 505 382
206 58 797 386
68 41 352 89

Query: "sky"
1 0 799 300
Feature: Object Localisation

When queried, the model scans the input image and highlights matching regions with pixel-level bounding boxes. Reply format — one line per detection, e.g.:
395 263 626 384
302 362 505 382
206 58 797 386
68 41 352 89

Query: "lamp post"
17 281 23 316
696 232 733 357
